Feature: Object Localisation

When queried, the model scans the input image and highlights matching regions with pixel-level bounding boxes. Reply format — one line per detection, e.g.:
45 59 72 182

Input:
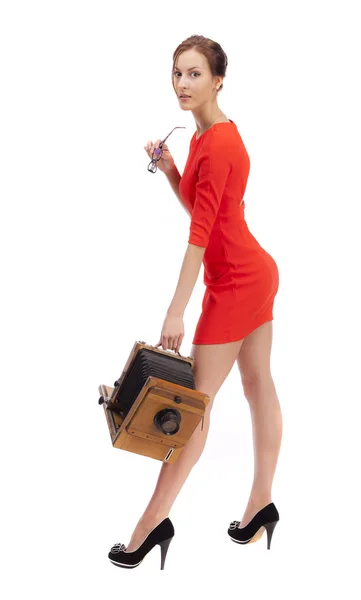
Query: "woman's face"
173 49 220 110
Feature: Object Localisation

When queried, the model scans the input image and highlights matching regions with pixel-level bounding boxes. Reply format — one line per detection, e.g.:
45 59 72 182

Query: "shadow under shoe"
108 517 175 569
227 502 279 549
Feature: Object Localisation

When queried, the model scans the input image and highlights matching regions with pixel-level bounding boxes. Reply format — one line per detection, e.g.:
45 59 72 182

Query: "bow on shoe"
229 520 240 530
110 542 126 553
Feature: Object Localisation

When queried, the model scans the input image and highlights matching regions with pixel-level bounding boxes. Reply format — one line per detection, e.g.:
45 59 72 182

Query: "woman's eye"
174 72 199 77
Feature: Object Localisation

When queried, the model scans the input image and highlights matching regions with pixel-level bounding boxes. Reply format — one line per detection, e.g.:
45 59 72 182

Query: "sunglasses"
147 126 186 173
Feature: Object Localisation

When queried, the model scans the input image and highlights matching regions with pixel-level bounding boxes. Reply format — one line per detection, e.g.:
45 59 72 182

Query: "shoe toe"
108 542 126 562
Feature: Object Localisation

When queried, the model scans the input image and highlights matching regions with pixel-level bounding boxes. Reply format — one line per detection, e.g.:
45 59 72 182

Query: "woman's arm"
164 165 191 218
167 243 205 316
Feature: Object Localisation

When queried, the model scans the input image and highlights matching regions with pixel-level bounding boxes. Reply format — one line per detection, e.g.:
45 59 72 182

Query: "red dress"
179 119 279 345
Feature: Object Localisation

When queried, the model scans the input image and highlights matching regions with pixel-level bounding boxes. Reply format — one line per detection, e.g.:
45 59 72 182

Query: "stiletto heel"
108 517 175 569
264 520 278 549
159 536 173 570
228 502 280 550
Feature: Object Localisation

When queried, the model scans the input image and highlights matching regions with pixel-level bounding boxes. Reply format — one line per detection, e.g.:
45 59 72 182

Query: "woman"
108 35 283 569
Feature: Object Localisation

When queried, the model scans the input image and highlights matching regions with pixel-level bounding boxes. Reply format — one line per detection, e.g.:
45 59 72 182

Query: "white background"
1 0 360 596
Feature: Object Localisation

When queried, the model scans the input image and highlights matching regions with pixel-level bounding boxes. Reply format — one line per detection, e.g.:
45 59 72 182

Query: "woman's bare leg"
124 338 244 552
236 321 283 526
124 411 212 551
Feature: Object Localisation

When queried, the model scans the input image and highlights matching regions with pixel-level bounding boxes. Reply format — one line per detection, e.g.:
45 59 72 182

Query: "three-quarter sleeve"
188 134 231 248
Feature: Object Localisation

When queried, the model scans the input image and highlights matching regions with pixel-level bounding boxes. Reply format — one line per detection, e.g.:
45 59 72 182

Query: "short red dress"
179 119 279 345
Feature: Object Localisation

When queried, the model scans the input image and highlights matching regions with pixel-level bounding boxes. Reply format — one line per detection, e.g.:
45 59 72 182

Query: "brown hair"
172 35 228 94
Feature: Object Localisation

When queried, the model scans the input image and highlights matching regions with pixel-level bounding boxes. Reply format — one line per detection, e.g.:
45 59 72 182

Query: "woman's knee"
242 373 276 401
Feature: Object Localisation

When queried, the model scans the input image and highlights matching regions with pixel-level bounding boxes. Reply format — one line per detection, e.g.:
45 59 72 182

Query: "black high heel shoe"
108 517 175 570
228 502 279 550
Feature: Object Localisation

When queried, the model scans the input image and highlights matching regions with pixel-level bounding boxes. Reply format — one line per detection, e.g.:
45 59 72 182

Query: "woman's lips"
180 96 191 101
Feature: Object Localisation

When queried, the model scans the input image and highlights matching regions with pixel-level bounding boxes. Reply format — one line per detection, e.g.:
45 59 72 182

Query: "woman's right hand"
144 139 175 173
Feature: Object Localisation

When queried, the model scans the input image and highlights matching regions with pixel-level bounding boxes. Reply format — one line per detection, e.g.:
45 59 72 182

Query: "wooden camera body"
98 341 210 463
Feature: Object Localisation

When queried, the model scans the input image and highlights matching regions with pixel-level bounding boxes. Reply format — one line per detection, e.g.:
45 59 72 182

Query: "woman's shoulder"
203 122 239 153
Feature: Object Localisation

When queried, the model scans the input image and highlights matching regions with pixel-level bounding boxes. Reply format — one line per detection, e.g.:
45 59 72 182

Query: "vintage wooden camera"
98 341 210 463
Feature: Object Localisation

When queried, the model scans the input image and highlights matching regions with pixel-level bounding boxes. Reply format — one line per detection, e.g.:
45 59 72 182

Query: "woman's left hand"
155 311 185 353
